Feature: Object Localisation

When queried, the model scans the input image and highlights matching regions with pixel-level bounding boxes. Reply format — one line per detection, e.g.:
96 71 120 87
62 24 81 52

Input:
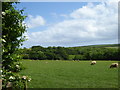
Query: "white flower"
28 78 31 82
22 76 27 80
3 49 4 53
1 75 5 77
8 65 11 67
2 12 5 15
9 76 15 80
1 75 5 79
2 39 6 43
9 71 12 73
16 65 20 68
0 70 2 73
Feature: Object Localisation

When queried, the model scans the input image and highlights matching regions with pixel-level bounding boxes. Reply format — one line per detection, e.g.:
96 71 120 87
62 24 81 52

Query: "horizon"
20 43 119 48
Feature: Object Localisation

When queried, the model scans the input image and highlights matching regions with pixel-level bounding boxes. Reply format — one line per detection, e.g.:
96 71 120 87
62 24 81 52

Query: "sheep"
110 63 118 68
91 61 96 65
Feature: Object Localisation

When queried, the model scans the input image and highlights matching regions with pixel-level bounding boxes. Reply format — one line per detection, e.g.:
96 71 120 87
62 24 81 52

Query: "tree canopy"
18 45 119 61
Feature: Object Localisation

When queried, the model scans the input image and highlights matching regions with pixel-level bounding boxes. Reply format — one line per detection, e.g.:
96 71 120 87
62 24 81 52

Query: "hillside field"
20 60 119 88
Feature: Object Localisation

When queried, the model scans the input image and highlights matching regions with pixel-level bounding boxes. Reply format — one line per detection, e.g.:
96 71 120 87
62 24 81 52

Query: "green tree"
38 51 47 60
2 2 31 89
55 47 69 60
74 55 86 60
44 52 56 60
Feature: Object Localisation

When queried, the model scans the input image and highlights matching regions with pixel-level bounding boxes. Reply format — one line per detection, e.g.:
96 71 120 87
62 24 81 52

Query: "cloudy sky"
17 0 118 48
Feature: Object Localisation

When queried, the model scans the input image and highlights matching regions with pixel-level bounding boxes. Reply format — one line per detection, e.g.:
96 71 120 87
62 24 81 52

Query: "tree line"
17 45 119 60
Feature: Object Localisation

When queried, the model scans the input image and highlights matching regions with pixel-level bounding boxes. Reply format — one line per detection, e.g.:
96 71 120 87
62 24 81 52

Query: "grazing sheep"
91 61 96 65
110 63 118 68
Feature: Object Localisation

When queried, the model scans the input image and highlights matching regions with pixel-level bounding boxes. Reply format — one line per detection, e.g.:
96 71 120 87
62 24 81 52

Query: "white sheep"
110 63 118 68
91 61 96 65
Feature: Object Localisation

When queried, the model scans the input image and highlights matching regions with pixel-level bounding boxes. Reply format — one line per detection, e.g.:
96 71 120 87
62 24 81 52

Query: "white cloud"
19 0 120 2
24 1 118 47
26 15 45 29
23 32 30 40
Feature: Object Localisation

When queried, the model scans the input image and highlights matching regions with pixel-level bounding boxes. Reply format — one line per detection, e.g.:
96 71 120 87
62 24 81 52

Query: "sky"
16 0 118 48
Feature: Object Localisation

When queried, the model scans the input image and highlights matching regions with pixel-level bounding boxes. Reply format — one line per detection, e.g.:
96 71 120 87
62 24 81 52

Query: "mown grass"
19 60 118 88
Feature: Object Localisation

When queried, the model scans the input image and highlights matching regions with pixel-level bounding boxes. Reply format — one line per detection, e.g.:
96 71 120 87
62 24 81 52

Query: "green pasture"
20 60 118 88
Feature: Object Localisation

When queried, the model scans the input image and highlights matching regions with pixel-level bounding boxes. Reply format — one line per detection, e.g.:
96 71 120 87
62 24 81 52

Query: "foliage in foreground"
1 2 31 89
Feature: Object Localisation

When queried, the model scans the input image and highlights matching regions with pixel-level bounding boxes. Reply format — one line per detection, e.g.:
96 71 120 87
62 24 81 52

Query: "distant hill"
19 43 119 60
72 44 119 48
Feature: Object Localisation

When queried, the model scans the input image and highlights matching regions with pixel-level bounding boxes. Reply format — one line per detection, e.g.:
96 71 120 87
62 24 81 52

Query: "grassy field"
19 60 118 88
